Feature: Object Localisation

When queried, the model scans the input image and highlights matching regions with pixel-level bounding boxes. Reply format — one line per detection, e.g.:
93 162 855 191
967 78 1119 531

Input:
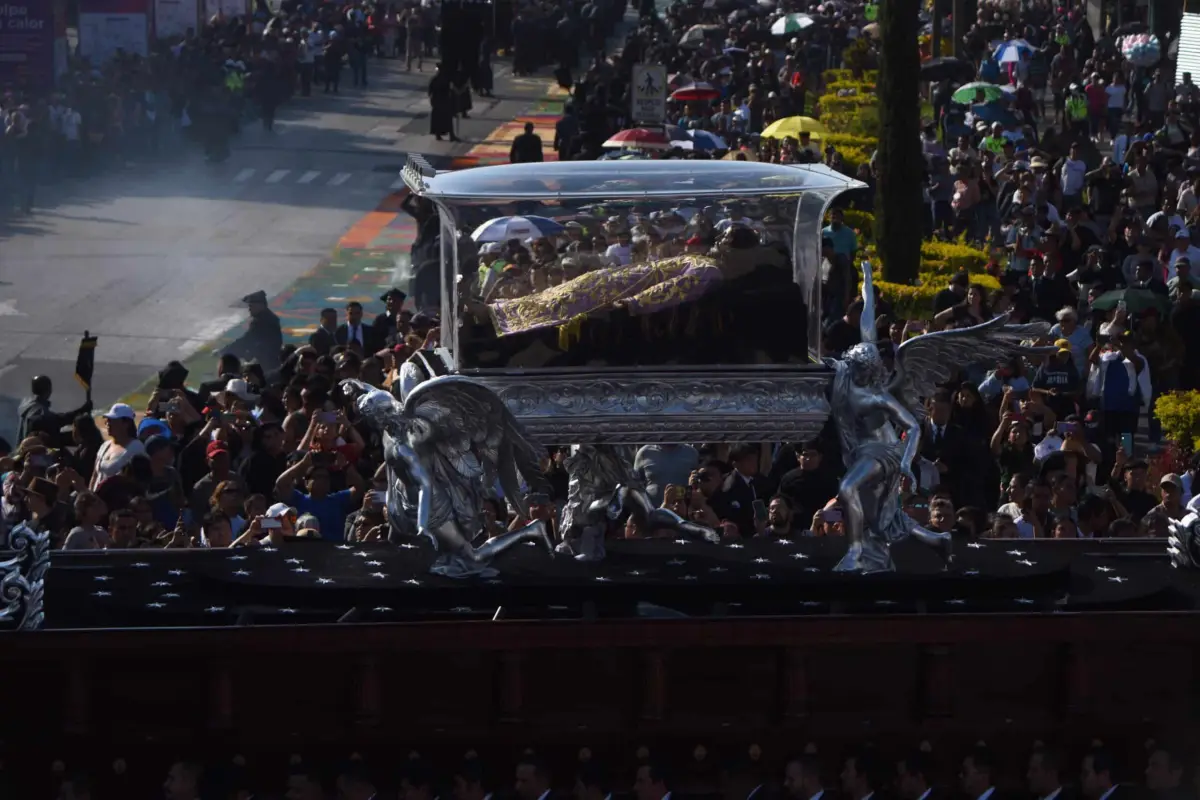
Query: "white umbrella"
471 216 566 242
770 13 815 35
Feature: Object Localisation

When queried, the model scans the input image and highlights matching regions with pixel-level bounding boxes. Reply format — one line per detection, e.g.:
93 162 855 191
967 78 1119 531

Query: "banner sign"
78 12 149 62
0 2 56 90
203 0 247 20
153 0 198 38
630 64 668 124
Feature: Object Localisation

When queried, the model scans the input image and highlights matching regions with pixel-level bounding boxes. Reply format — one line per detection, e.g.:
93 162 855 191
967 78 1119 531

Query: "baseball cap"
138 417 172 439
1161 473 1184 490
1054 338 1071 353
206 441 230 459
266 502 296 518
103 403 136 420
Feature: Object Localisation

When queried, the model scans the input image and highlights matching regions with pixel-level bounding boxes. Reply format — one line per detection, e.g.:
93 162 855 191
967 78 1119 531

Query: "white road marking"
329 172 352 186
266 170 290 184
234 169 256 183
176 312 247 354
0 299 26 316
298 171 321 184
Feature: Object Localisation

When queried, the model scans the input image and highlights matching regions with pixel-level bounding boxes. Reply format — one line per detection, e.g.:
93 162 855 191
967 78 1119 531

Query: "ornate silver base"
0 525 50 630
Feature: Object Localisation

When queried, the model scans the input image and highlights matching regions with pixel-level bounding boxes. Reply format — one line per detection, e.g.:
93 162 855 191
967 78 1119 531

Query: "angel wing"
889 314 1056 418
401 375 549 519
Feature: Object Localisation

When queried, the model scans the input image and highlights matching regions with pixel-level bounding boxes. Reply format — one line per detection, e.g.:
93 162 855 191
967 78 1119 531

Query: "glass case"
401 156 865 371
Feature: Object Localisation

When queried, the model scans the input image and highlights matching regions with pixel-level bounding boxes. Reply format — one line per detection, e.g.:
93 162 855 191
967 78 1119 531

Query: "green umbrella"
951 81 1007 104
770 13 815 35
1089 288 1172 317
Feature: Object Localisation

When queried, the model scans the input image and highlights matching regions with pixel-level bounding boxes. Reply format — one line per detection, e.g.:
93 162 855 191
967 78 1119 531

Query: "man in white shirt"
604 230 633 266
1059 142 1088 207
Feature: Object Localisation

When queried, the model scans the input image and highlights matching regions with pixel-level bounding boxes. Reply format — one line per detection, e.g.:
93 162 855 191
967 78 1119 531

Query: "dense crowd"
46 738 1200 800
4 0 1200 553
0 0 409 214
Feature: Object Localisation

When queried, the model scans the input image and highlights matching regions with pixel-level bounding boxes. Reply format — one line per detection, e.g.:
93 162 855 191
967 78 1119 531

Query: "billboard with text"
0 2 55 91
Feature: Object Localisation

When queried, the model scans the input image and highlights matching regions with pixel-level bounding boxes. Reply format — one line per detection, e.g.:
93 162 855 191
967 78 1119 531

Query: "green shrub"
1154 392 1200 454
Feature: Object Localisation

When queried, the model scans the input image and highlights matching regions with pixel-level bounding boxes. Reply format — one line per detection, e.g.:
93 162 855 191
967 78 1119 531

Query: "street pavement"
0 57 565 443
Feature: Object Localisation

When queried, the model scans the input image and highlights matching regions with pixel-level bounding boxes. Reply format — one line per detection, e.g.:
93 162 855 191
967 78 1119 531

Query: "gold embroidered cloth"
488 255 723 337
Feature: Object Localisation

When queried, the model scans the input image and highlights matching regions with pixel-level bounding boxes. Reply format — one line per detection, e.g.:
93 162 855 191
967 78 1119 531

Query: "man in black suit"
335 301 374 354
336 761 377 800
373 288 407 349
516 755 555 800
1145 744 1192 800
785 753 834 800
921 390 965 496
841 748 884 800
575 761 611 800
401 759 437 800
898 751 938 800
961 746 1000 800
1082 748 1136 800
633 763 671 800
309 308 338 355
712 443 770 538
1028 746 1072 800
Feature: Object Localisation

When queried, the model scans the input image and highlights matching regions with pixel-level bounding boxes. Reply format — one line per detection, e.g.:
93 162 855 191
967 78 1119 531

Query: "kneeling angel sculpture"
341 376 553 578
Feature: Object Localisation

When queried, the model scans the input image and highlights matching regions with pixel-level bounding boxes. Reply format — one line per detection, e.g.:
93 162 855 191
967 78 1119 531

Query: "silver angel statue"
826 263 1053 573
557 444 720 561
1167 512 1200 569
0 524 50 630
341 377 553 578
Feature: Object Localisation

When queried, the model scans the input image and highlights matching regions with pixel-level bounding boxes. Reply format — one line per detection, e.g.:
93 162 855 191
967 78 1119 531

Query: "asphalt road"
0 58 553 443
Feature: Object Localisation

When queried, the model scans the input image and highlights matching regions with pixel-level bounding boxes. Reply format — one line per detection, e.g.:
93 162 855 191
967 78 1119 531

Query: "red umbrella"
603 128 673 150
670 82 721 102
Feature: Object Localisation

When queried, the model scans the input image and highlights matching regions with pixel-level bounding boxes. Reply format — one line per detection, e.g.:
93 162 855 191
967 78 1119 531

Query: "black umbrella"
920 56 976 83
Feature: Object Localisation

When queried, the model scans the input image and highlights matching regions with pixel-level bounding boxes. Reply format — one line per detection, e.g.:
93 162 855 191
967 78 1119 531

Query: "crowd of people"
46 738 1200 800
3 0 1200 553
0 0 420 214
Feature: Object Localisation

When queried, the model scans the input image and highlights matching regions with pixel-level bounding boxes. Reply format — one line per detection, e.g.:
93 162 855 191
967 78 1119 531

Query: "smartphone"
820 508 843 523
317 411 337 424
1120 433 1134 454
261 518 282 530
368 490 386 506
752 498 768 522
1056 421 1075 436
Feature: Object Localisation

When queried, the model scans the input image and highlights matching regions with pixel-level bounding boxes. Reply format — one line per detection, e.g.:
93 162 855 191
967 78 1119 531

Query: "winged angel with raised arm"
341 376 553 578
825 263 1054 573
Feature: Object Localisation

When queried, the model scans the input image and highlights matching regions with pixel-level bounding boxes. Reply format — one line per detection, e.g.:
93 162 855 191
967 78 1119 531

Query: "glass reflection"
453 196 810 369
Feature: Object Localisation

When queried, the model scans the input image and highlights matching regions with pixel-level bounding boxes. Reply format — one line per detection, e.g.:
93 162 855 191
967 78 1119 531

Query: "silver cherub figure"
341 377 553 578
557 444 720 561
826 262 1053 573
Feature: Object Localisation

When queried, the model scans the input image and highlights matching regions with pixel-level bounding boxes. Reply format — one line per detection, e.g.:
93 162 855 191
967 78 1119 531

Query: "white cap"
103 403 136 420
217 378 259 403
266 502 295 519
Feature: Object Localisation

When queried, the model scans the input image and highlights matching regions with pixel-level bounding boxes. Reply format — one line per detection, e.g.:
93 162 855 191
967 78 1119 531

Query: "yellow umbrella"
722 148 759 161
760 115 829 140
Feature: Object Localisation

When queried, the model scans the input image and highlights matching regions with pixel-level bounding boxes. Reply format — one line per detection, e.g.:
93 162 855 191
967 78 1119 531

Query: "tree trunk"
874 0 924 285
